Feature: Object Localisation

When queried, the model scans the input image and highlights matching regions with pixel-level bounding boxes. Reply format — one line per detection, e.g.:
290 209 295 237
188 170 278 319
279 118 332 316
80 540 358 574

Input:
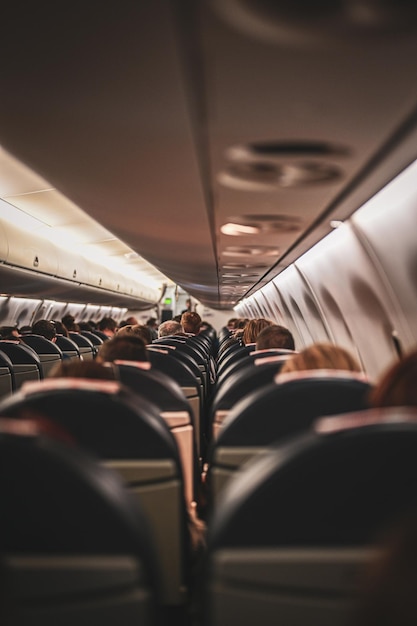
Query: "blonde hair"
280 342 362 375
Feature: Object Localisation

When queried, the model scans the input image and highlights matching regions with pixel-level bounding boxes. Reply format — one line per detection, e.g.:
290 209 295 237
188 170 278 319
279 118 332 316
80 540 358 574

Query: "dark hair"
51 320 69 337
98 317 118 332
32 319 57 341
0 325 19 340
96 335 149 363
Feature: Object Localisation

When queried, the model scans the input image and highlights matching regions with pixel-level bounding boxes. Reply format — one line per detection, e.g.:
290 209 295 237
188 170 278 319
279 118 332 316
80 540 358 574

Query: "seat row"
3 394 417 626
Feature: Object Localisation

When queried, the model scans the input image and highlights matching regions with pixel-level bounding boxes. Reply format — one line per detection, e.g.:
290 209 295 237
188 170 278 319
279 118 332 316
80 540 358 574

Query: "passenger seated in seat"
369 348 417 408
181 311 202 335
279 342 362 375
95 335 149 363
97 316 118 338
255 324 295 351
242 318 273 346
158 320 184 338
116 324 153 344
49 359 116 380
0 325 21 340
32 320 57 343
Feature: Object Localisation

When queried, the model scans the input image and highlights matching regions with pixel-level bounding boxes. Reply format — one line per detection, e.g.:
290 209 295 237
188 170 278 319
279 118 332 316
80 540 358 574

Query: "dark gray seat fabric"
55 334 81 360
0 340 42 385
21 334 63 377
111 362 201 504
205 409 417 626
0 350 13 396
213 372 372 449
0 419 160 626
206 372 373 507
0 379 192 608
68 331 95 360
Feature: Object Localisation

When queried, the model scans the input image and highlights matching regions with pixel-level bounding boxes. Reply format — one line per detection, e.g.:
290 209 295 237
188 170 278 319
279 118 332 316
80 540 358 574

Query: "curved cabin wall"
0 219 160 309
235 160 417 381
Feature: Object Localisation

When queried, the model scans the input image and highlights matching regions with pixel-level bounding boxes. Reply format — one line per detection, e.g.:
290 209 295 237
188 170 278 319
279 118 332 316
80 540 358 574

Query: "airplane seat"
209 356 293 441
154 337 209 381
216 337 241 360
205 409 417 626
81 329 105 347
0 350 14 396
215 348 295 392
0 339 43 384
55 334 81 360
68 331 96 360
216 344 253 377
0 378 192 609
207 370 372 507
152 340 208 394
21 334 63 377
111 361 201 506
0 418 161 626
90 329 110 341
147 347 205 459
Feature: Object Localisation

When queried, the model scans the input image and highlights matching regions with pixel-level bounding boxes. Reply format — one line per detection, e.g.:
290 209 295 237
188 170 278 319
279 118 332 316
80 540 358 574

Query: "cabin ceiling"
2 1 417 309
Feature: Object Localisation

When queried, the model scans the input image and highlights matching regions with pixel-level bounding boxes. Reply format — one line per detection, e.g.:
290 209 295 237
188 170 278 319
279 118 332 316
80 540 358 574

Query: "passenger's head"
97 316 118 336
116 324 153 344
280 342 362 375
369 349 417 408
51 320 69 337
226 318 238 330
61 314 77 332
181 311 201 334
32 319 57 342
0 325 20 340
255 324 295 351
242 318 273 345
96 335 149 363
124 316 139 326
57 315 80 334
49 360 116 380
158 320 184 338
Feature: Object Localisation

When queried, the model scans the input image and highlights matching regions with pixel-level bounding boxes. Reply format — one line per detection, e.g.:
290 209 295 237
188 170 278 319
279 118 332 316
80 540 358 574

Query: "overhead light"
223 245 280 257
220 222 260 236
330 220 344 228
221 214 302 235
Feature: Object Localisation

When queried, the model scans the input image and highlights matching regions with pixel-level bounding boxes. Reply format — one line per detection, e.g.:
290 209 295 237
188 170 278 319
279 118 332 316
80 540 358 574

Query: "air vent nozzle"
211 0 417 46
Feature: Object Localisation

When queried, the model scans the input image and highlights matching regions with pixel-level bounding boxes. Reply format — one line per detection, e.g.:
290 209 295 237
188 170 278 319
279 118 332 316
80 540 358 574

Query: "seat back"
0 419 160 626
69 331 95 360
208 371 372 506
0 379 190 608
21 335 63 377
209 357 290 440
0 350 13 396
206 409 417 626
147 348 203 457
81 329 104 354
55 334 81 360
111 361 199 505
215 348 295 389
0 340 42 386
